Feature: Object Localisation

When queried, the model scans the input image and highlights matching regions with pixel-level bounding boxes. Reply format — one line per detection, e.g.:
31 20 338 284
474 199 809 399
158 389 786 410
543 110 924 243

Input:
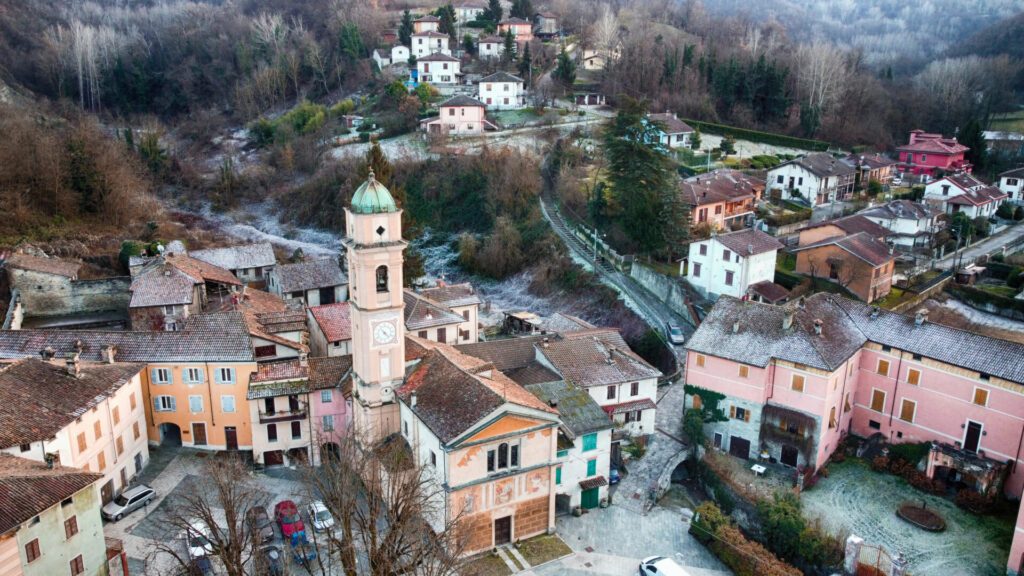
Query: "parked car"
639 556 689 576
102 484 155 521
257 545 285 576
247 506 275 543
274 500 305 538
184 519 215 560
609 468 621 485
307 500 335 532
666 322 686 345
892 174 904 186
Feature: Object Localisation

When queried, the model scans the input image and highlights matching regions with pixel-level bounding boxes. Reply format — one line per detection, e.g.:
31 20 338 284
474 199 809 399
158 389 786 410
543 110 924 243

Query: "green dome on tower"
350 169 397 214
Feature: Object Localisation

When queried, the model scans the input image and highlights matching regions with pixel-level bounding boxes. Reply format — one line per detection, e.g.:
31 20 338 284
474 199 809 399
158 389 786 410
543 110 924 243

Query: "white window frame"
221 395 236 413
154 395 175 412
216 368 235 384
151 368 171 384
188 395 203 413
184 368 204 384
321 390 333 403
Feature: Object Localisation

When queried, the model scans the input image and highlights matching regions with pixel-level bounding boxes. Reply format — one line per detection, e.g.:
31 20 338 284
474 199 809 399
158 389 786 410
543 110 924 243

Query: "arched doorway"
320 443 340 462
159 423 182 447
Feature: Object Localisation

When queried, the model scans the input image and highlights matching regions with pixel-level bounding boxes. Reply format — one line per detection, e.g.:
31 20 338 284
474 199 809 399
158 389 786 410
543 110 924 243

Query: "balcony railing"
258 404 307 423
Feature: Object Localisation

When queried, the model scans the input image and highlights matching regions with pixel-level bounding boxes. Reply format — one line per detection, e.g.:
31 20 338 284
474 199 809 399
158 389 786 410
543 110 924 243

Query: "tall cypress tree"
399 10 413 47
485 0 503 22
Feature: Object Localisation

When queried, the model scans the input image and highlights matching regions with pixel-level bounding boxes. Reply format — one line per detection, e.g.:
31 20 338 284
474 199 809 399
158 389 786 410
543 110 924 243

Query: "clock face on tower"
373 321 397 345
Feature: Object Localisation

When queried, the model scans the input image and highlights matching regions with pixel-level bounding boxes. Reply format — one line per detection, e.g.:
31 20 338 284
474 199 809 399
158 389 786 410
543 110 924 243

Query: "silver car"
102 485 155 521
666 322 686 345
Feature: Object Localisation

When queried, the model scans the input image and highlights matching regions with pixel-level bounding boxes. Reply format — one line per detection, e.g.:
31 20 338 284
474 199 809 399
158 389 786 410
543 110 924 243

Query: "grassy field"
990 110 1024 133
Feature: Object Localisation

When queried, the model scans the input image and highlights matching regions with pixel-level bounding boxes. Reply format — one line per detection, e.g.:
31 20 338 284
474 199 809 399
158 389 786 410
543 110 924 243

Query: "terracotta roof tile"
748 280 790 303
210 288 306 352
164 253 241 286
803 214 893 240
419 283 483 307
309 302 353 342
308 355 352 391
714 228 784 257
457 335 547 371
794 232 894 267
0 454 101 534
129 264 196 308
540 329 662 387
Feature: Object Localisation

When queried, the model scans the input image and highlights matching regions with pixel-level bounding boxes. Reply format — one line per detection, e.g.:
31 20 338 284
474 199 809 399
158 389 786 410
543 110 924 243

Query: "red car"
273 500 305 538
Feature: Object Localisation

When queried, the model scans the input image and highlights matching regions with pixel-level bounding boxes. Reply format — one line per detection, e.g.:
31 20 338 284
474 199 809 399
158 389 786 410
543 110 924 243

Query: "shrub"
871 456 889 472
358 131 371 142
1015 206 1024 221
998 202 1015 219
690 502 801 576
955 489 993 514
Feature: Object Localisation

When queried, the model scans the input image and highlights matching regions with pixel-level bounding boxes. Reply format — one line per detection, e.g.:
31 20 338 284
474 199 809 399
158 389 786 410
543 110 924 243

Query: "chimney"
813 318 823 336
747 244 754 255
797 296 806 309
411 392 418 408
299 352 309 367
65 352 80 377
915 309 928 326
542 337 550 348
548 398 558 409
102 345 116 364
870 306 880 319
783 309 795 331
732 320 740 334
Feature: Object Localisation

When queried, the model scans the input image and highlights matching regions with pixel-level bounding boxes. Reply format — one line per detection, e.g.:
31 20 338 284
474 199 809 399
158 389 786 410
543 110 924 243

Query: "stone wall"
629 263 697 325
9 269 131 318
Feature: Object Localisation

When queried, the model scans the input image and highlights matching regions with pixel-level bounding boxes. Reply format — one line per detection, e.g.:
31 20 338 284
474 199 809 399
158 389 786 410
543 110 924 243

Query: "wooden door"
265 450 284 466
225 427 238 451
581 488 600 510
192 423 207 446
494 516 512 546
101 480 114 504
729 436 750 459
964 421 982 453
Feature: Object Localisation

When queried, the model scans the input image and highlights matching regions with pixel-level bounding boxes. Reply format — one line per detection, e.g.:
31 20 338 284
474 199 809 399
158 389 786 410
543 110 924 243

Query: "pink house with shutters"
684 293 1024 575
896 129 971 178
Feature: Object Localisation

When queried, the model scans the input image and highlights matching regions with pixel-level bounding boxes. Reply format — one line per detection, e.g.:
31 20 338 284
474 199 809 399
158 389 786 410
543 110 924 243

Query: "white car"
184 519 215 560
307 500 335 532
639 555 691 576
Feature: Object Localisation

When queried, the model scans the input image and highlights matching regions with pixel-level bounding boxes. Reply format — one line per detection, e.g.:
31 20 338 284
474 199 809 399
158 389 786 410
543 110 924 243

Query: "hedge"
690 502 801 576
775 269 803 290
947 283 1024 314
682 119 831 152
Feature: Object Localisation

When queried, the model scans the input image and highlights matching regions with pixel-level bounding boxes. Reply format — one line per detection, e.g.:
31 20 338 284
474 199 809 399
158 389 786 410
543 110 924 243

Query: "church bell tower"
342 170 406 446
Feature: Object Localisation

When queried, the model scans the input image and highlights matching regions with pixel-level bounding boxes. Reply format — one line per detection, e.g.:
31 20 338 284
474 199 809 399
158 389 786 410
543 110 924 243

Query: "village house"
307 301 353 356
686 228 784 301
306 355 352 463
392 45 411 65
373 48 392 70
209 287 308 363
767 152 856 206
793 231 895 303
418 282 482 343
647 111 695 149
0 455 108 576
680 169 764 231
411 31 450 59
797 214 893 246
2 251 131 331
416 52 461 85
404 289 465 344
189 242 276 285
0 357 148 505
923 172 1008 219
525 380 613 513
477 36 506 59
246 357 321 468
478 72 526 110
533 12 559 37
128 253 241 331
581 49 609 71
0 312 259 454
1000 167 1024 203
841 153 899 189
685 293 1024 523
498 17 533 47
422 95 497 136
897 129 971 180
984 131 1024 159
267 257 348 306
537 329 662 440
412 14 441 34
858 200 943 249
397 339 560 555
455 1 486 23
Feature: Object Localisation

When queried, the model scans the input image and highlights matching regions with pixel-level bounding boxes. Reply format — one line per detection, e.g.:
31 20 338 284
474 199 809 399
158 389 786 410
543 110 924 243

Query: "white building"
999 167 1024 203
391 45 411 65
858 200 942 249
373 48 391 70
478 72 525 110
923 172 1008 219
647 112 694 149
421 95 498 136
413 15 441 34
416 53 461 85
525 381 614 512
416 282 482 343
455 1 486 23
766 153 856 206
411 31 450 59
687 228 783 300
477 36 506 59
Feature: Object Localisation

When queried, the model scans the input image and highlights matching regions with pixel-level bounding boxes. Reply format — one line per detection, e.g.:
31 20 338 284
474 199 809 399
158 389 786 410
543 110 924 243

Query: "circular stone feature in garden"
897 503 946 532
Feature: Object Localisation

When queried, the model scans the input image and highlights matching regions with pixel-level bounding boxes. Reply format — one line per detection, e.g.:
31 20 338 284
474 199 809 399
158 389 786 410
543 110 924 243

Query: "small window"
693 262 701 277
791 374 805 392
130 392 137 411
267 424 278 442
116 436 124 455
64 516 78 539
77 432 87 452
877 359 890 376
112 407 120 425
912 354 922 361
980 373 991 381
151 368 171 384
733 407 748 421
430 451 437 467
217 368 235 383
19 443 30 452
403 420 409 436
25 539 40 563
184 368 204 384
881 345 892 352
695 354 706 368
829 407 837 429
973 388 989 407
738 365 749 378
255 345 277 358
776 175 784 184
722 249 731 260
221 395 236 413
323 415 335 431
62 497 73 507
630 382 639 396
321 390 333 403
133 422 140 440
606 385 616 400
900 399 916 423
556 466 562 485
291 421 302 439
94 421 102 440
188 396 203 413
725 271 734 286
870 389 886 412
907 369 921 386
869 419 881 430
70 554 85 576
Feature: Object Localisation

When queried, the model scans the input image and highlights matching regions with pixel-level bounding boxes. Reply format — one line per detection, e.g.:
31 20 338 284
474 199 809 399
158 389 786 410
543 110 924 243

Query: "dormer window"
376 266 389 293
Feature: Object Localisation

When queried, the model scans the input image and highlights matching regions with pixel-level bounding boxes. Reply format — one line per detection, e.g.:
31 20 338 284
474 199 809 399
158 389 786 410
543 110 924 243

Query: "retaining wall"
629 264 696 325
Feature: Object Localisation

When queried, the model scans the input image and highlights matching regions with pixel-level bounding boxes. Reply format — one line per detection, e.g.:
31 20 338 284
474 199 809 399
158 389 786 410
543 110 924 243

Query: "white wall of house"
687 238 777 299
1000 175 1024 203
449 304 479 343
861 215 936 248
659 132 691 149
373 51 391 70
456 6 485 22
412 36 450 59
398 400 449 533
407 322 462 345
555 429 611 508
588 378 657 438
417 59 460 84
479 81 524 110
767 164 823 204
391 45 410 64
478 41 505 59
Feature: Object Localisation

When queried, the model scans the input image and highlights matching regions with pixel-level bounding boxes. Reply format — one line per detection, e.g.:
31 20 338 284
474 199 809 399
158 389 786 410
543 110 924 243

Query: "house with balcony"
189 242 276 285
767 153 856 206
421 95 498 136
0 356 148 505
248 359 315 467
897 129 971 179
999 167 1024 203
858 200 943 249
680 169 764 231
478 72 526 110
924 172 1008 219
0 455 108 576
209 287 307 363
841 153 898 189
267 257 348 306
411 31 451 59
686 228 784 300
416 53 461 85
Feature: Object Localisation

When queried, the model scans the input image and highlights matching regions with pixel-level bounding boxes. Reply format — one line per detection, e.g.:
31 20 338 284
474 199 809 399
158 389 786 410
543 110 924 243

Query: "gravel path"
801 461 1012 576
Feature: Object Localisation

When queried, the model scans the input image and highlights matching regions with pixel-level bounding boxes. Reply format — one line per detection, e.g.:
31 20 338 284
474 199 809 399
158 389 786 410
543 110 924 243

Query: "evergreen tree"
399 10 413 46
502 29 516 62
359 143 425 284
339 23 365 61
485 0 503 22
690 129 701 150
960 118 988 174
552 49 576 90
518 42 532 82
602 98 676 253
510 0 534 18
434 4 457 37
463 34 476 56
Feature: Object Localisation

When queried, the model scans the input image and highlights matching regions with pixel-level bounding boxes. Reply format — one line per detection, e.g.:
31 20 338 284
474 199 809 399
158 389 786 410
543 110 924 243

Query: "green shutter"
582 433 597 452
586 459 596 476
555 467 562 485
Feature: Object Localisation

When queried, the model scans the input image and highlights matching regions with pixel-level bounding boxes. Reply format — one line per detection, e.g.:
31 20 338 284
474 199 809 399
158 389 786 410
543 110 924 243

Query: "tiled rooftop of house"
164 253 241 286
713 228 784 257
308 355 352 393
0 454 102 534
210 288 306 352
897 131 968 154
273 258 347 293
539 329 662 387
802 214 894 240
0 358 145 447
525 380 612 437
748 280 790 304
3 252 81 278
309 302 353 342
859 200 940 221
479 72 524 84
781 152 855 178
680 169 764 207
794 231 894 267
129 264 196 308
648 112 694 134
457 335 547 371
418 282 482 308
189 242 276 271
403 290 464 330
841 153 897 170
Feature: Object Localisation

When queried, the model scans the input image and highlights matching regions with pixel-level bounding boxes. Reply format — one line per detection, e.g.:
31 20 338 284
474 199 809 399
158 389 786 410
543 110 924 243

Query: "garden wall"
947 284 1024 321
629 263 697 325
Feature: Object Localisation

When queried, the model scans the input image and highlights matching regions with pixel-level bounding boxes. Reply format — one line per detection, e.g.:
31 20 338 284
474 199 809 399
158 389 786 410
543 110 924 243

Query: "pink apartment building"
684 293 1024 574
896 129 971 179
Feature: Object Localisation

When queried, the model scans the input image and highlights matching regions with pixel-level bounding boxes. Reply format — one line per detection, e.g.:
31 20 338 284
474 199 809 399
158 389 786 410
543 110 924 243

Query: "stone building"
267 258 348 307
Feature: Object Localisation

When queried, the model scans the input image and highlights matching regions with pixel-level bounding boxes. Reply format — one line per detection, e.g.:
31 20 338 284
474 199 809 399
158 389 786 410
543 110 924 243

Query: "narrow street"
933 222 1024 270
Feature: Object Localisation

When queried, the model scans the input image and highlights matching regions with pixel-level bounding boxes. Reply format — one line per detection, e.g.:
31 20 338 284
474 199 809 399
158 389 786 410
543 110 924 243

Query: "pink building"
307 356 352 463
685 293 1024 573
421 95 498 136
896 129 971 179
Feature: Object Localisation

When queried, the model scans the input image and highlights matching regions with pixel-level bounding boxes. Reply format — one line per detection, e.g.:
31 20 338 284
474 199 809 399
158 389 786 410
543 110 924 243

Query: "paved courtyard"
802 460 1015 576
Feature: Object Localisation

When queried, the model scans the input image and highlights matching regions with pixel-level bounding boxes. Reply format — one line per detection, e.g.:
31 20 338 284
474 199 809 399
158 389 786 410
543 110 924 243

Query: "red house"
896 130 971 179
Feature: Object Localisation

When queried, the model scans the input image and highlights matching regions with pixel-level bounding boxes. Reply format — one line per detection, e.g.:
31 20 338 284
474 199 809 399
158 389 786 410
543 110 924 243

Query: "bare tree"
795 40 850 115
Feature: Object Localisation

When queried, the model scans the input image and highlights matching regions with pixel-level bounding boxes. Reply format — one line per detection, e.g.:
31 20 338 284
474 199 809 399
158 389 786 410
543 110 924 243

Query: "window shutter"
169 397 177 411
153 397 161 412
744 410 751 423
150 368 159 383
213 369 222 384
729 405 736 419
